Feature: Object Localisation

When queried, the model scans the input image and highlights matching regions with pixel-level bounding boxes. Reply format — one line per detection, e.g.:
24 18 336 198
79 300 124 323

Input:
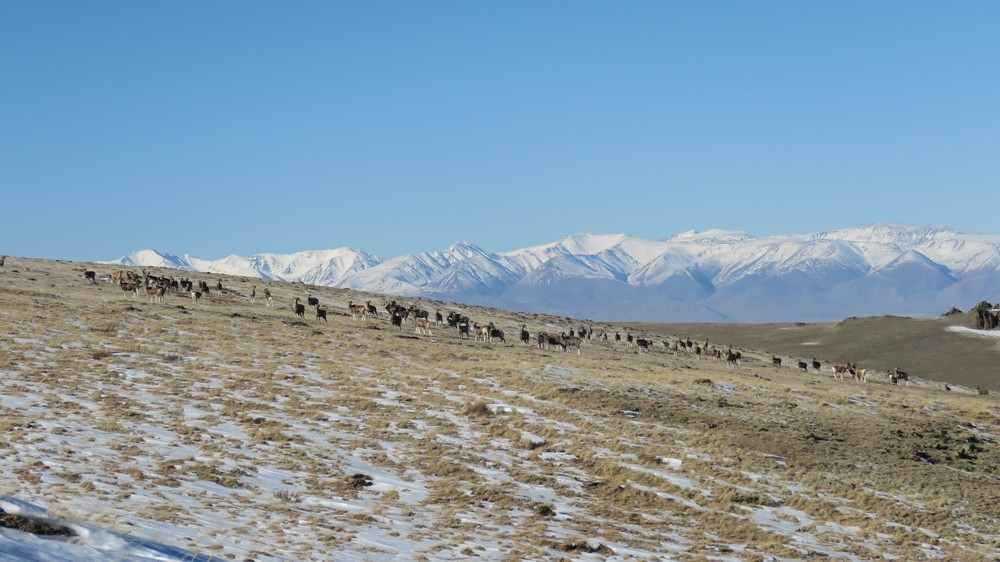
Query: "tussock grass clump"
533 503 556 517
90 322 118 335
187 461 245 489
0 511 75 537
274 490 302 503
462 400 492 417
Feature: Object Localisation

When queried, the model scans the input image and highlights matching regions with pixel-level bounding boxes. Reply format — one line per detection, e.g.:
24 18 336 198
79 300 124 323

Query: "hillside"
634 313 1000 390
1 257 999 560
109 224 1000 322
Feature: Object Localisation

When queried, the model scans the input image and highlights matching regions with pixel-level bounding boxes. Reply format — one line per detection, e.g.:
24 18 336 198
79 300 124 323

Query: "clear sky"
2 2 998 261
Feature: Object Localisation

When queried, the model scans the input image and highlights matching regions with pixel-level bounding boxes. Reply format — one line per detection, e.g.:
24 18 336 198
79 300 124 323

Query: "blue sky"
2 2 998 260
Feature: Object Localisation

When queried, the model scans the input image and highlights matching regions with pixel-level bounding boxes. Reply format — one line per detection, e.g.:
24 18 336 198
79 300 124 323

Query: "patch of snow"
946 326 1000 338
0 496 224 562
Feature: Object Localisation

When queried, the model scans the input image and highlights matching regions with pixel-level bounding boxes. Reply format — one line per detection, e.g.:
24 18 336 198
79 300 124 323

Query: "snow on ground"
0 496 223 561
946 325 1000 338
1 259 998 560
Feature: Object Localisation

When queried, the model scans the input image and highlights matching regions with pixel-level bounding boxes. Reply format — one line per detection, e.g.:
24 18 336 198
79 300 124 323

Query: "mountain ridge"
105 224 1000 322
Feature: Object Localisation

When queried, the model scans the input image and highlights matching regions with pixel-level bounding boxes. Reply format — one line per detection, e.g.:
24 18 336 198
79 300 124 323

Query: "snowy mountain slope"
340 242 519 296
815 224 1000 273
106 225 1000 321
107 247 381 286
501 233 630 272
108 249 194 270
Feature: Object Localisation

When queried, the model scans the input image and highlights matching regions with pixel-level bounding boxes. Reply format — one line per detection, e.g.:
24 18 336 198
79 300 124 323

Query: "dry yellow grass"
0 257 998 560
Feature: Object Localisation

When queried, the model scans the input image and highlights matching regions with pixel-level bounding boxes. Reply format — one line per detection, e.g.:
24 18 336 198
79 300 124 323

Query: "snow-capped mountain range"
106 225 1000 322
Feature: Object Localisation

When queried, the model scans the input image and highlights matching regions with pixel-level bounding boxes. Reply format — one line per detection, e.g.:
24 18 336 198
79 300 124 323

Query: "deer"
348 301 366 320
146 284 165 304
546 333 567 352
489 325 504 343
726 349 741 368
475 323 491 342
564 335 583 355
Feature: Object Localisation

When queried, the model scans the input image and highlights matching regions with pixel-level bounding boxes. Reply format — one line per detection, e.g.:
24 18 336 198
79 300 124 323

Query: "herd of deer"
80 267 917 385
772 355 910 385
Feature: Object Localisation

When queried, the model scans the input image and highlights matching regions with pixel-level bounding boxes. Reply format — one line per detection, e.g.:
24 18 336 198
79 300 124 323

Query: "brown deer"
726 349 741 368
146 284 165 304
348 301 366 320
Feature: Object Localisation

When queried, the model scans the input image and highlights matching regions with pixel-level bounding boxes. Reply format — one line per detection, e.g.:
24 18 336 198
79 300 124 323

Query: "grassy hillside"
1 257 998 560
633 314 1000 390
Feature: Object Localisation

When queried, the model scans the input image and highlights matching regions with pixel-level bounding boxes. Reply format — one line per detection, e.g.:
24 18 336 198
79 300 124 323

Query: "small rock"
348 473 373 488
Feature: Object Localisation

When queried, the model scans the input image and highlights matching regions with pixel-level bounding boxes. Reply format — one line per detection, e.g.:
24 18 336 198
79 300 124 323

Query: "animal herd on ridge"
15 259 941 389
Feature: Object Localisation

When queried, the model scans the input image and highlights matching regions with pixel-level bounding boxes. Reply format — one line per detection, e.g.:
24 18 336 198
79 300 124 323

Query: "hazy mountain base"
454 269 1000 323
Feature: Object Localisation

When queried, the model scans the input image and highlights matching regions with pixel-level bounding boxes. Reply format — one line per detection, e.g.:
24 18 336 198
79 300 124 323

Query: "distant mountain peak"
446 240 483 254
670 229 751 242
813 224 958 247
877 248 951 272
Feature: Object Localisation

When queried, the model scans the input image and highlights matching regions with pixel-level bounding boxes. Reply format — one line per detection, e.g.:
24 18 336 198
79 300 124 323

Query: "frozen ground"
1 258 999 560
946 325 1000 339
0 495 223 561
